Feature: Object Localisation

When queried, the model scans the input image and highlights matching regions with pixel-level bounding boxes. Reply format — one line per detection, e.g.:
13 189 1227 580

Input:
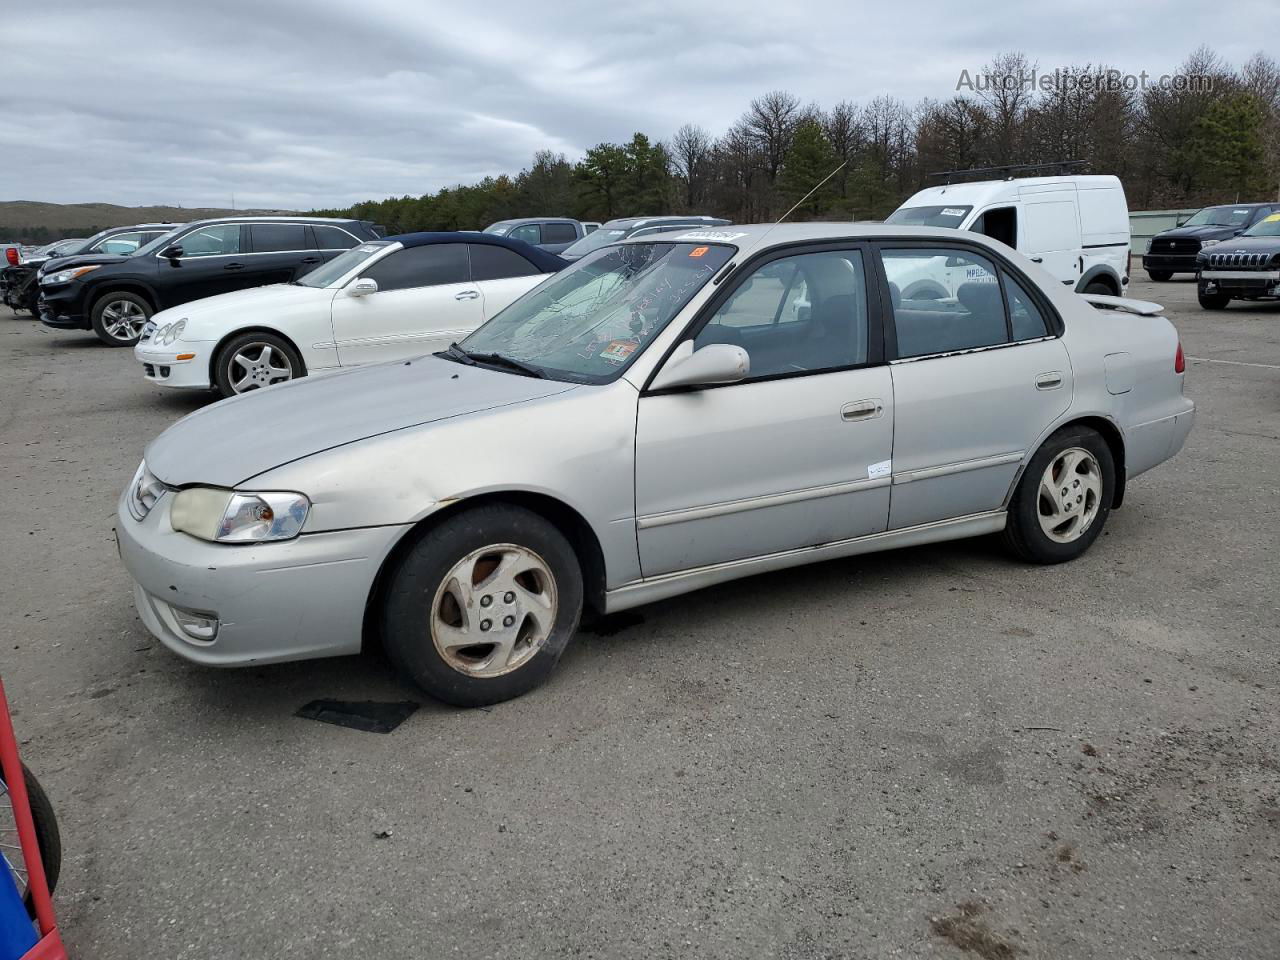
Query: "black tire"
1146 270 1173 282
1083 280 1115 296
1002 426 1115 565
382 504 584 707
90 290 152 346
1197 288 1231 310
1 761 61 917
213 331 305 398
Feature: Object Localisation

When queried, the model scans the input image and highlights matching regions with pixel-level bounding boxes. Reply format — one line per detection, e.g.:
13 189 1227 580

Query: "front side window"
469 244 540 281
360 243 469 291
295 242 390 288
696 250 868 378
459 242 733 383
177 224 242 257
880 248 1008 358
541 222 578 245
508 224 541 245
97 231 147 255
250 223 307 253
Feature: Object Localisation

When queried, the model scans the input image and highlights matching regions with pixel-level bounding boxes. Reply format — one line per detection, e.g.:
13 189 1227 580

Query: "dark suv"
39 217 383 345
1143 203 1276 280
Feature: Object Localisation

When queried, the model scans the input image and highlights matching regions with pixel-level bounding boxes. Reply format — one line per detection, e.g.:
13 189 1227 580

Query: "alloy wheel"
100 299 147 342
1037 447 1102 543
228 342 294 393
430 544 558 677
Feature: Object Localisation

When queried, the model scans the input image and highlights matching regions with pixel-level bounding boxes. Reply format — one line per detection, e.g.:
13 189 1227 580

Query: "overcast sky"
6 0 1272 210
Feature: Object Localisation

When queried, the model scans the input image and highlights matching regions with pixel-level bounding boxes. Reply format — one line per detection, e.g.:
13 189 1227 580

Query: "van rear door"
1019 187 1082 287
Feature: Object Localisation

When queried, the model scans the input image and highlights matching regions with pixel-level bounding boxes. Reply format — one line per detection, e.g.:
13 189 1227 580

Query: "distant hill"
0 200 298 243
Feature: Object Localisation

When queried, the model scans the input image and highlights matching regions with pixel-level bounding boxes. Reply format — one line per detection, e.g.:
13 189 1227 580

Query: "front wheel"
1197 288 1231 310
1 761 62 917
1146 270 1173 282
382 504 584 707
213 331 305 398
90 291 152 346
1002 426 1114 564
1083 281 1115 296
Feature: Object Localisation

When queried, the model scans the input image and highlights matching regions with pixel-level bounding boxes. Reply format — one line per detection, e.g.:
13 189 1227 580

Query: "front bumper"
116 490 409 666
135 340 217 389
38 286 89 329
1142 253 1199 274
1198 270 1280 298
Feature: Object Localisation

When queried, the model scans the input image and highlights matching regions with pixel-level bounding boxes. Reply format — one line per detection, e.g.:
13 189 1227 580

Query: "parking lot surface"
1 276 1277 959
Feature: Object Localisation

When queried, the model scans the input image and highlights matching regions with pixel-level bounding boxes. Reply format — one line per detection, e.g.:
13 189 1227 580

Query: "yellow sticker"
1265 213 1280 223
689 246 709 258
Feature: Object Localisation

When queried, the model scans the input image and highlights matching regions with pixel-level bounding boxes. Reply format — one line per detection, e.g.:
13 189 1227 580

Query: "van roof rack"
927 161 1088 184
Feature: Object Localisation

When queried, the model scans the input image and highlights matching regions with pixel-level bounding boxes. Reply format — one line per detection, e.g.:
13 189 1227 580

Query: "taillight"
1174 342 1185 374
4 247 18 266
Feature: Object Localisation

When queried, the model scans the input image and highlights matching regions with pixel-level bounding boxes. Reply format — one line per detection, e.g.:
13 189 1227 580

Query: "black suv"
1195 211 1280 309
39 217 382 345
1143 203 1277 280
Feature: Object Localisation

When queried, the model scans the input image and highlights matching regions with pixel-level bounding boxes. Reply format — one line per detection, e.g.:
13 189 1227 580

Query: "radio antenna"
753 160 848 250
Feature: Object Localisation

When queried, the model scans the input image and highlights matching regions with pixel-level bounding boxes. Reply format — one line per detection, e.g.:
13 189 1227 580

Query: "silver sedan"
117 224 1194 707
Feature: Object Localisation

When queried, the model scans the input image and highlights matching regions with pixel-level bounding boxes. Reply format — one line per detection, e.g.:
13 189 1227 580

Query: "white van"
886 175 1131 296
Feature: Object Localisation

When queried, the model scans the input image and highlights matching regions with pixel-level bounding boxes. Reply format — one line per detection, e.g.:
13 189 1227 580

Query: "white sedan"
134 233 564 397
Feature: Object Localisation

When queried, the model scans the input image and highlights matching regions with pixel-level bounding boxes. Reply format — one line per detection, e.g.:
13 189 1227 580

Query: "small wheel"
213 331 304 398
1146 270 1173 282
1197 288 1230 310
1 761 62 918
1002 426 1114 564
1083 281 1115 296
90 291 152 346
382 504 584 707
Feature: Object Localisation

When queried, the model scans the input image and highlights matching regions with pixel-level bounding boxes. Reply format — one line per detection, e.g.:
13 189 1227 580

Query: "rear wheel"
1146 270 1173 282
90 291 152 346
382 504 584 707
0 761 61 918
1197 288 1231 310
1083 280 1115 296
213 332 305 397
1002 426 1114 564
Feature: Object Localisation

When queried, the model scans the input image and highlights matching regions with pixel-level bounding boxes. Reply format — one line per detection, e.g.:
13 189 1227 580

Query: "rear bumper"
1142 253 1198 273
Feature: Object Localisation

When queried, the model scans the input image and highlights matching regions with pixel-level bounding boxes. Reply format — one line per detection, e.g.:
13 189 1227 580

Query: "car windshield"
133 228 185 258
483 224 511 236
457 241 734 383
1182 206 1253 227
885 205 974 227
560 226 631 259
294 242 391 287
1243 213 1280 238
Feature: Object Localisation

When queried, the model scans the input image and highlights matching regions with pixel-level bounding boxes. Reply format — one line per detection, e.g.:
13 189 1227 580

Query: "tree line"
317 47 1280 235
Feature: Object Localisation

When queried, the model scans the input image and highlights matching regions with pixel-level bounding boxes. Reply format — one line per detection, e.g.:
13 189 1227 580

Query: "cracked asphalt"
1 274 1276 959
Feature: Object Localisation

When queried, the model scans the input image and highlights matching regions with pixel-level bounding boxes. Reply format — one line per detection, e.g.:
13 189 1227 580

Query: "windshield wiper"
435 342 478 366
465 351 547 378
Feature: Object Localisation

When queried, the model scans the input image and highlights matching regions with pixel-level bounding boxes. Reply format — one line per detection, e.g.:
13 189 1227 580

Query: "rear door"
1019 188 1082 287
467 243 550 316
329 242 483 366
877 242 1072 530
247 222 318 285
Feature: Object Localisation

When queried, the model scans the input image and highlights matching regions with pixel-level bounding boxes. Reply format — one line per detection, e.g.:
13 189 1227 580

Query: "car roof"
603 215 728 229
491 217 578 226
180 215 366 227
384 230 566 271
1199 202 1271 209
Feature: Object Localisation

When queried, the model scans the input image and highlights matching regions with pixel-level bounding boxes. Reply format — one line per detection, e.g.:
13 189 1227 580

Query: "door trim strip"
608 509 1007 613
892 451 1024 485
636 475 892 530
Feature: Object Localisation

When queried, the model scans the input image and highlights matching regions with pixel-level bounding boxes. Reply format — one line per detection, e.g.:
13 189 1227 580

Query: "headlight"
162 320 186 345
1201 239 1221 249
42 264 101 285
127 462 169 521
170 488 310 543
1144 238 1152 253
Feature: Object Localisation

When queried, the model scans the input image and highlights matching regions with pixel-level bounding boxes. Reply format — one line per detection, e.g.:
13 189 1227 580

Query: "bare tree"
821 100 863 199
973 51 1036 164
669 123 713 210
744 90 802 184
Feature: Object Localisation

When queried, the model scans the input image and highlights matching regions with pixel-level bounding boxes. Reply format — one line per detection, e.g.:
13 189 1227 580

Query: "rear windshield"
885 205 974 228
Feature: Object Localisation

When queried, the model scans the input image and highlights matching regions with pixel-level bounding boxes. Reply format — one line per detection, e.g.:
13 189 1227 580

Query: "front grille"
1208 252 1273 268
1151 237 1201 254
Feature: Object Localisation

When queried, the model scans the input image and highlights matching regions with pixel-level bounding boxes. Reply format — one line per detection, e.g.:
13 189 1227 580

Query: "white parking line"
1187 356 1280 370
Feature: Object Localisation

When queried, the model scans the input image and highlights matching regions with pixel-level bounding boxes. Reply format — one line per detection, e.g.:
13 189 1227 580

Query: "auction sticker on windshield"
600 340 638 364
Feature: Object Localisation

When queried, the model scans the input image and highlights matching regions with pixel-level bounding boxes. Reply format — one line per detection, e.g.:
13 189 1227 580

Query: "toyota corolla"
116 224 1194 707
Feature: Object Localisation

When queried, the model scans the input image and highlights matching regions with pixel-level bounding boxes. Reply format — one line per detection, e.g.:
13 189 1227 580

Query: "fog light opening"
173 606 219 642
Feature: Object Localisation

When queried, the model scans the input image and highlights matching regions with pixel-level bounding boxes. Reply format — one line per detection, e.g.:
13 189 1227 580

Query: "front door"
635 245 894 577
158 223 254 306
330 242 483 366
877 243 1073 530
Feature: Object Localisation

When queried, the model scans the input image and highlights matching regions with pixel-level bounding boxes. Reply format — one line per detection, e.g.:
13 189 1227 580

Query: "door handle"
300 256 321 265
1035 372 1063 390
841 399 883 421
454 290 480 300
223 262 245 271
1029 256 1044 263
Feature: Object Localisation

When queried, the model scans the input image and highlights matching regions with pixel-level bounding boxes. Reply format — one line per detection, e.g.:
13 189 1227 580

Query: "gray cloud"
6 0 1271 208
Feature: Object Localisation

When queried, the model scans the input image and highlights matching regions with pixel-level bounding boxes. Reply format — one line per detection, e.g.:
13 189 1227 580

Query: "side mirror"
348 277 378 297
160 244 183 260
650 341 749 391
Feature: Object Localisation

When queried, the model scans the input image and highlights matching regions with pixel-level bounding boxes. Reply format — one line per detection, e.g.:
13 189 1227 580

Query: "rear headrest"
957 281 1002 316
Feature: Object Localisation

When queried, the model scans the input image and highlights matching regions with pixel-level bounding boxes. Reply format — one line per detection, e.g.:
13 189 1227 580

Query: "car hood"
144 356 578 487
163 283 330 326
39 253 130 275
1157 225 1244 241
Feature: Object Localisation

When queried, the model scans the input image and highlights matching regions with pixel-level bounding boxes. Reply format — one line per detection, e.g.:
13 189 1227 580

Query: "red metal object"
0 679 66 960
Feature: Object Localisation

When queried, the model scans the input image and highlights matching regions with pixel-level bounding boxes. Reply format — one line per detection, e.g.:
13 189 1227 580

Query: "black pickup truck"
1143 203 1276 280
1195 211 1280 309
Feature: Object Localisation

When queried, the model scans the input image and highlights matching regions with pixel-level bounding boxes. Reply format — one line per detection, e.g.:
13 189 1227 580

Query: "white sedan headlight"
170 488 310 543
153 320 186 346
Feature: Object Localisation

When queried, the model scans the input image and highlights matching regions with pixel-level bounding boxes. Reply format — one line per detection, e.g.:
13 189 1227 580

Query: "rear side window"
250 223 307 253
1004 273 1049 341
508 224 541 245
313 225 359 250
468 244 541 281
541 222 578 245
360 243 469 291
880 248 1009 359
